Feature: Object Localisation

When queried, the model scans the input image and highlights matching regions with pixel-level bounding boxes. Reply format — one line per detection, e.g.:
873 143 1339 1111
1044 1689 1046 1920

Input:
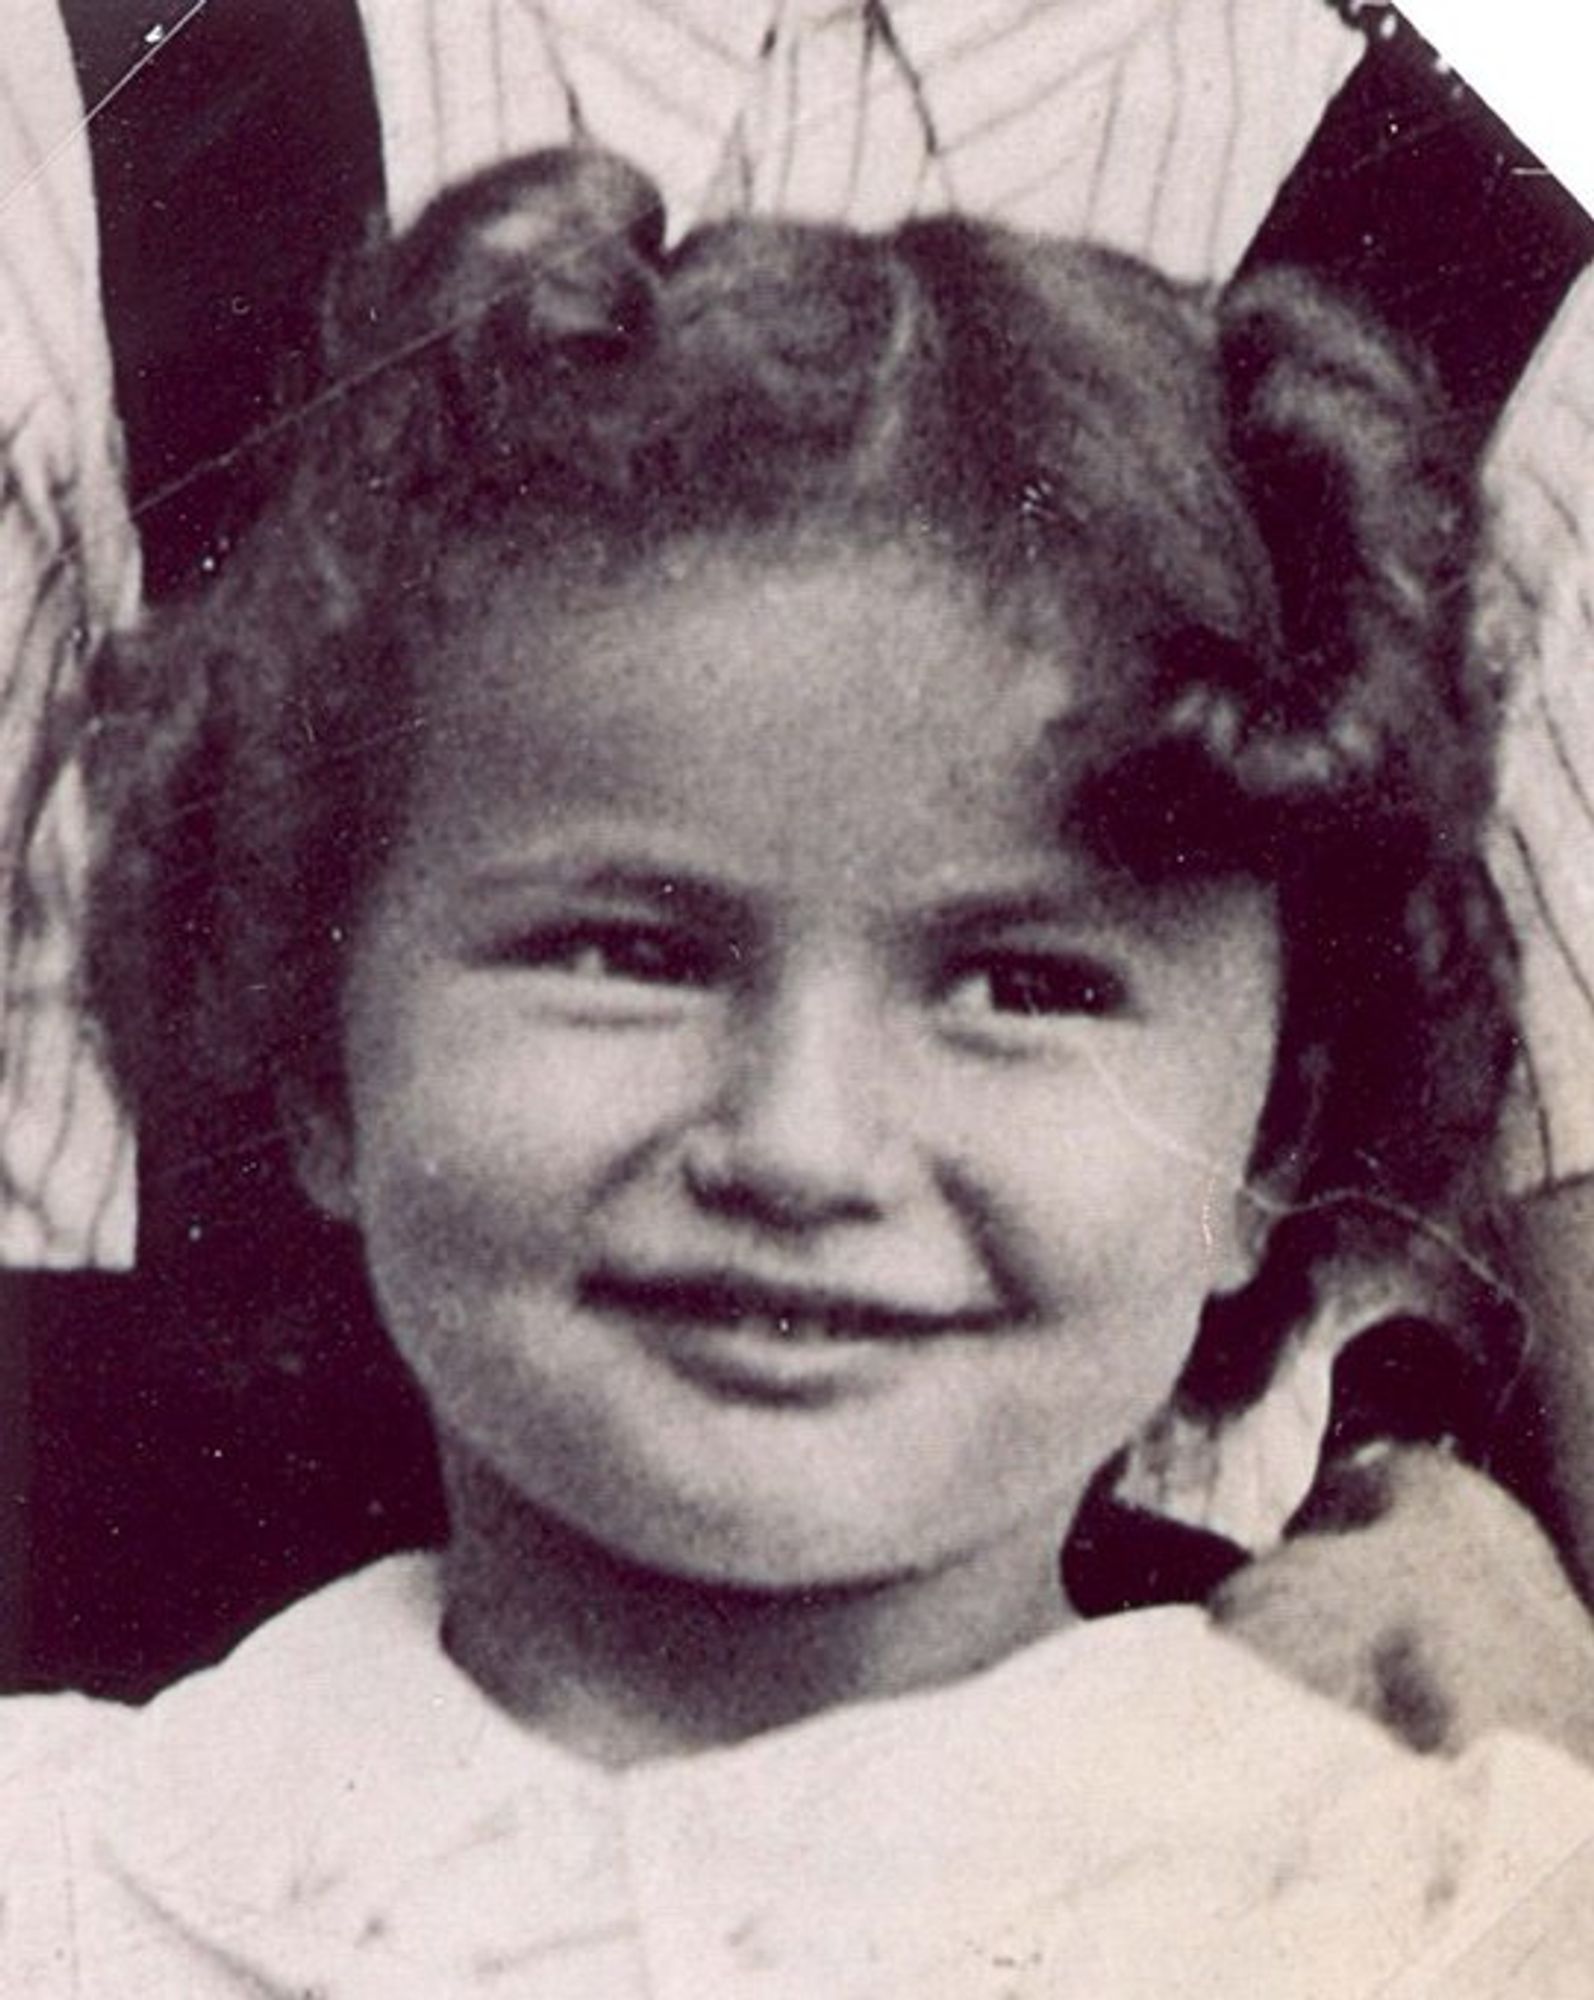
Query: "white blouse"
6 1553 1594 1996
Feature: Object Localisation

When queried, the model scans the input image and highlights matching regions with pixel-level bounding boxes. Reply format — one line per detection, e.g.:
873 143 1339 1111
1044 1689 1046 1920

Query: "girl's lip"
580 1267 1007 1342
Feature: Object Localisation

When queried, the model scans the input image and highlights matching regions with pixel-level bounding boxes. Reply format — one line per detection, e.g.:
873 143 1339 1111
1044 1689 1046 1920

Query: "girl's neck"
438 1449 1073 1769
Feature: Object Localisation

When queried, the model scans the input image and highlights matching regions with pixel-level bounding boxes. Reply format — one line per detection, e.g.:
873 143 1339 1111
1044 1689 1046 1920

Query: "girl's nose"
682 966 908 1232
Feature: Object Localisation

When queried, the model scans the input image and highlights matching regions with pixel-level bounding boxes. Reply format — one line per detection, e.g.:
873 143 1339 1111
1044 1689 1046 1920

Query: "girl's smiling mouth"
581 1267 1010 1343
579 1267 1014 1406
580 1264 1012 1408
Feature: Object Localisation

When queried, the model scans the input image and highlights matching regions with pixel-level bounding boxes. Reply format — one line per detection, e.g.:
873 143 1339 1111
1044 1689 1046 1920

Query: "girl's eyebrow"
457 851 752 928
454 848 1166 939
914 880 1139 938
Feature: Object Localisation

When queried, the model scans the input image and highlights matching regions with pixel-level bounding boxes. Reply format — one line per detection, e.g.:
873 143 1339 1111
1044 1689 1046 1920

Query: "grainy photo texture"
3 3 1594 1993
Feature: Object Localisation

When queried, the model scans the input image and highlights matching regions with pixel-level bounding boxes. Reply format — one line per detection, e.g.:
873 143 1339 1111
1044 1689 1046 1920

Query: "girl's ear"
281 1084 358 1223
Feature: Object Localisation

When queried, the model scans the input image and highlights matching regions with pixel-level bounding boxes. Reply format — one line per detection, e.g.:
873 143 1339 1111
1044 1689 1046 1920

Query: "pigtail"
314 149 669 532
1215 271 1514 1216
1079 271 1488 845
1214 268 1487 824
1155 274 1522 1427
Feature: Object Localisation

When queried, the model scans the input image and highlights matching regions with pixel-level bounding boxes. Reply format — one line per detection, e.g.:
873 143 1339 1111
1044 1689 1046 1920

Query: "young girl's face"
312 543 1281 1616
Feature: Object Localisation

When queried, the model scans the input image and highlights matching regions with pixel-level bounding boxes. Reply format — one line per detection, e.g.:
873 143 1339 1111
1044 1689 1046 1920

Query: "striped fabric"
1488 267 1594 1188
359 0 1360 272
0 0 1590 1273
0 0 136 1267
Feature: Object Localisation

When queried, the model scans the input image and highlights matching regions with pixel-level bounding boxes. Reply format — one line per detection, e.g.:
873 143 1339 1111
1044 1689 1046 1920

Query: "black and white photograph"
4 2 1594 1991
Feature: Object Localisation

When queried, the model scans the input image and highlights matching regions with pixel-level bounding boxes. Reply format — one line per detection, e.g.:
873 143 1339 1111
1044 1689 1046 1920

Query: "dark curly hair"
85 147 1517 1402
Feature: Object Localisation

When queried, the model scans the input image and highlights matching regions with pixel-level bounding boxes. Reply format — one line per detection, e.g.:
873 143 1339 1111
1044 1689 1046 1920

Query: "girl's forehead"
441 532 1120 731
449 525 1115 645
403 540 1134 904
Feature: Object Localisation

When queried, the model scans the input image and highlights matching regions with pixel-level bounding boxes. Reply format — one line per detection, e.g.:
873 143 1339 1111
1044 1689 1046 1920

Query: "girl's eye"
942 952 1130 1021
497 923 725 990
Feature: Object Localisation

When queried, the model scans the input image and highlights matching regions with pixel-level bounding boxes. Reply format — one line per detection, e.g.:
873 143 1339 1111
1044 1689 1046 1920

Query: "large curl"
85 148 1517 1398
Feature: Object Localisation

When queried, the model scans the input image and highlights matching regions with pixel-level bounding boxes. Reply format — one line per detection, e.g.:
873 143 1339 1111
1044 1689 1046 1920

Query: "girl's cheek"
962 1050 1255 1288
349 1006 719 1241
